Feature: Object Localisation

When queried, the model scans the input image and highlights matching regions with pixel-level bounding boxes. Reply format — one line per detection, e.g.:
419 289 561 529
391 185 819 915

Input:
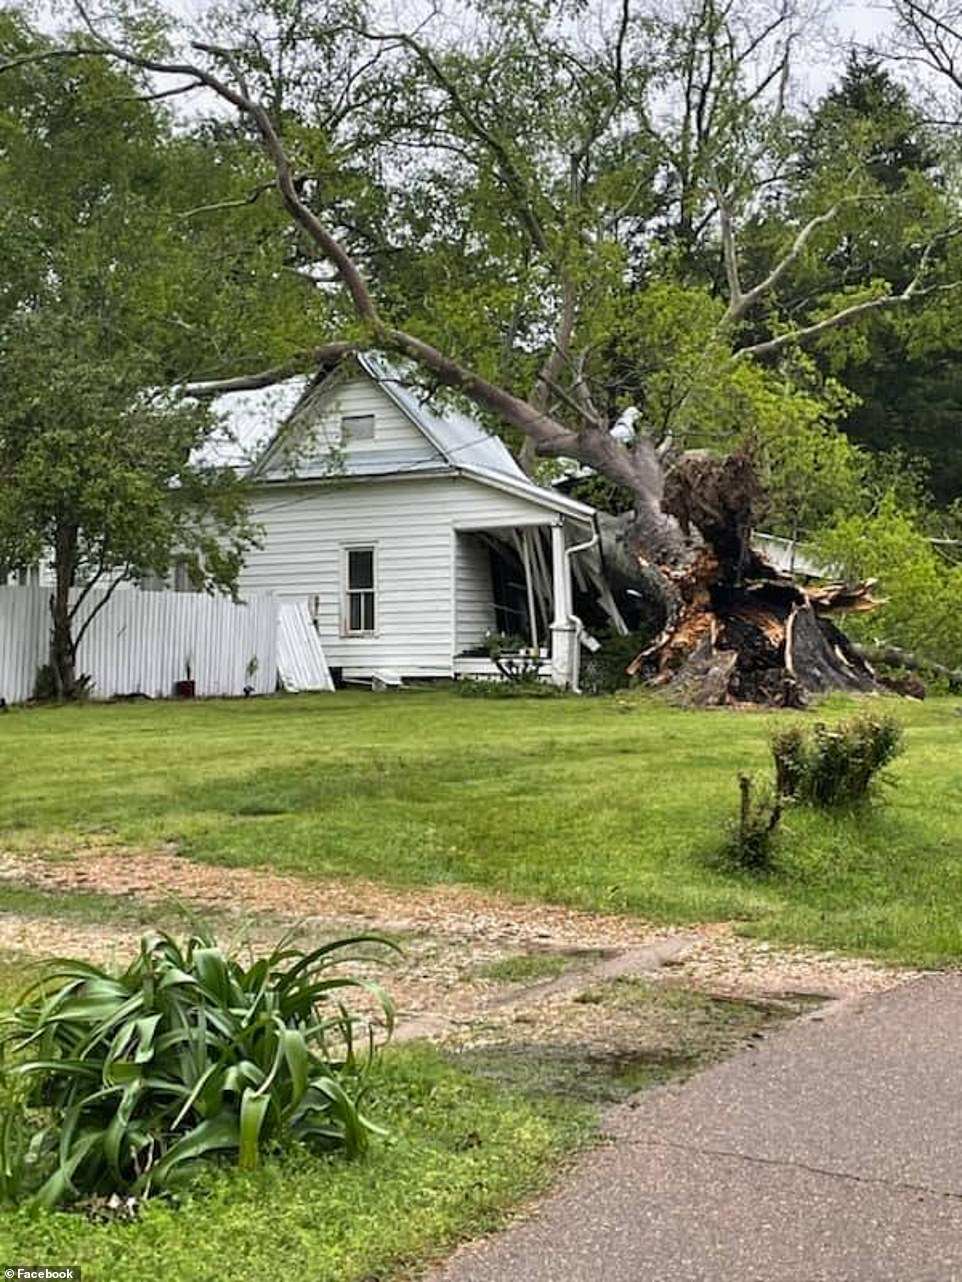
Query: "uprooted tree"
5 0 959 702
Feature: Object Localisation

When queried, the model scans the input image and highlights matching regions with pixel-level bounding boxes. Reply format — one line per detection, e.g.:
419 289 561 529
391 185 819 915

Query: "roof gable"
357 353 530 480
253 360 445 480
203 352 595 522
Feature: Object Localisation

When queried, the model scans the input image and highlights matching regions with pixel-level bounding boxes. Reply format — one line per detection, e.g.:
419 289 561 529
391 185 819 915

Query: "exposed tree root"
625 451 884 706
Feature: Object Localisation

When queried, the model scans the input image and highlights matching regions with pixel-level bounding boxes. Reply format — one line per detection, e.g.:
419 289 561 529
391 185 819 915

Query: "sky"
799 3 897 95
839 1 893 39
36 0 908 102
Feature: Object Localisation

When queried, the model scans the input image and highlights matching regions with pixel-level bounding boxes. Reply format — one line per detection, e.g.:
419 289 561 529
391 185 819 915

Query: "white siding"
455 533 496 653
239 475 557 677
261 371 440 475
0 585 49 701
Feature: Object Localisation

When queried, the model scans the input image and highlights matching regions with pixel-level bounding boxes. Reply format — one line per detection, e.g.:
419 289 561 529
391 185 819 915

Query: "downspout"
563 516 601 694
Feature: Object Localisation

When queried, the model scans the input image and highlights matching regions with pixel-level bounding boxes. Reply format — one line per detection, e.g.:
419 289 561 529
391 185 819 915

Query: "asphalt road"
432 975 962 1282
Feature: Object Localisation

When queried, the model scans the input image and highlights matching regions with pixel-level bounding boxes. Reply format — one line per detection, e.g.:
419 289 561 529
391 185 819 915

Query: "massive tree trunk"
616 449 881 706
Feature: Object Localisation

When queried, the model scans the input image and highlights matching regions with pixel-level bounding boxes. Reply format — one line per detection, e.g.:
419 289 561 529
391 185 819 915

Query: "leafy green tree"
785 56 962 504
0 301 260 700
816 495 962 668
0 14 270 697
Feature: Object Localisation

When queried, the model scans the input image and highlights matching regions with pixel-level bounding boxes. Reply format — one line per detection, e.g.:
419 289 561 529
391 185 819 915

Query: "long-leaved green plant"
0 929 397 1207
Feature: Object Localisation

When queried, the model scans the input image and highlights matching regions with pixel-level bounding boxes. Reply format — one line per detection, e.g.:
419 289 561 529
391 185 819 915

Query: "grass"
0 1041 591 1282
474 950 605 983
0 951 783 1282
0 689 960 963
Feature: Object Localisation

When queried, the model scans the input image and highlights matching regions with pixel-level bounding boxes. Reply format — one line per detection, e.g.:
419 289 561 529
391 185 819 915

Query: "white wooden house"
208 353 609 688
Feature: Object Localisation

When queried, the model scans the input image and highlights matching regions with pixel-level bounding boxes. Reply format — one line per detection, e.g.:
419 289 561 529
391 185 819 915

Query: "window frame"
341 543 378 637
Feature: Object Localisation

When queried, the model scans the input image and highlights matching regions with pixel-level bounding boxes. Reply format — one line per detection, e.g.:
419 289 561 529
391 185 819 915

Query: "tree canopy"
0 15 283 693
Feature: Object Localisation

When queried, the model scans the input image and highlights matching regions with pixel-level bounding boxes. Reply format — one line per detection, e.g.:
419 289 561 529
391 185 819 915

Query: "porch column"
520 530 540 650
549 521 575 687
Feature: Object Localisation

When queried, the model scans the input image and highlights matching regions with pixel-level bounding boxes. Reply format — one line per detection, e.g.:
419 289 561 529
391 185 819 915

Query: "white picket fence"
0 585 278 704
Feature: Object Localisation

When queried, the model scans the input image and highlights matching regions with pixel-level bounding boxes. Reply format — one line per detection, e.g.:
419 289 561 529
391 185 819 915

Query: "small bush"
478 631 529 657
0 929 397 1207
772 712 904 808
579 630 652 695
721 774 782 872
32 665 93 701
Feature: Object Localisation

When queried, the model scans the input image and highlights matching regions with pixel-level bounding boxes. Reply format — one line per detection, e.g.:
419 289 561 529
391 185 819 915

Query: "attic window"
341 414 375 443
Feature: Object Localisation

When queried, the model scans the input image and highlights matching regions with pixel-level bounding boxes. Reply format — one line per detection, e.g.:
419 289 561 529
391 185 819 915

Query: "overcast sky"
795 2 898 96
840 0 892 39
43 0 907 102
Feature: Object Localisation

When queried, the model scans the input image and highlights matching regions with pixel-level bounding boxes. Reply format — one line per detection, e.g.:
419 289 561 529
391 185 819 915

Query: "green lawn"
0 1037 590 1282
0 945 588 1282
2 688 932 1279
1 688 960 963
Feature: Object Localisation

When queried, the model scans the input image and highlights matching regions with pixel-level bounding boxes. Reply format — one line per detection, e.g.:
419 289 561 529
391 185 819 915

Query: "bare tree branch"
0 46 102 73
715 185 744 311
73 566 132 650
733 217 962 359
531 283 577 413
124 79 203 103
349 24 553 256
723 202 846 323
179 180 276 220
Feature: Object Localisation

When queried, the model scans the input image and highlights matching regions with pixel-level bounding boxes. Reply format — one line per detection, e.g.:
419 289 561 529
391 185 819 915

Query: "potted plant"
174 656 195 699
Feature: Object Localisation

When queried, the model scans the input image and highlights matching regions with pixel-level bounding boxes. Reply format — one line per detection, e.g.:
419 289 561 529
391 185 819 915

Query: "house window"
341 414 375 443
344 546 376 633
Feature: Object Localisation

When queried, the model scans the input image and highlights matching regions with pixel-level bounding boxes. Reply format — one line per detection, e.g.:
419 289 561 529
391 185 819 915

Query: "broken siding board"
277 601 335 692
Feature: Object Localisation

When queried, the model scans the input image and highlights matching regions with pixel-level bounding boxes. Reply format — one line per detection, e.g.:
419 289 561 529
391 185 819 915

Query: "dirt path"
0 846 914 1044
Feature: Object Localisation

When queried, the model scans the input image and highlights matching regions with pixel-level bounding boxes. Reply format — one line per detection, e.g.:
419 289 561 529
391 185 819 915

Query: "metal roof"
356 354 595 521
752 532 831 579
193 378 311 470
357 353 525 478
201 352 595 523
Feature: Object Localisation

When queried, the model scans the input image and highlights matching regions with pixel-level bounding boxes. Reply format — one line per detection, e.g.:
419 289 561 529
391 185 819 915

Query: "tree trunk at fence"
47 524 81 701
617 449 882 706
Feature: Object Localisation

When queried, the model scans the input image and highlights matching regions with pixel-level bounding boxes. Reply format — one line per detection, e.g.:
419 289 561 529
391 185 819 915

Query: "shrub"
33 664 92 701
0 929 397 1208
721 773 782 872
479 631 528 658
772 713 904 808
578 630 652 695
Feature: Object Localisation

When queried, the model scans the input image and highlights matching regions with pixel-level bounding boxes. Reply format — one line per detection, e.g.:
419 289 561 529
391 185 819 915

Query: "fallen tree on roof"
11 1 954 704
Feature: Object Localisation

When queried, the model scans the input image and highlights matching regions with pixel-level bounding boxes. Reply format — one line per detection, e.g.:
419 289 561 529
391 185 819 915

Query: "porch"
452 518 621 689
